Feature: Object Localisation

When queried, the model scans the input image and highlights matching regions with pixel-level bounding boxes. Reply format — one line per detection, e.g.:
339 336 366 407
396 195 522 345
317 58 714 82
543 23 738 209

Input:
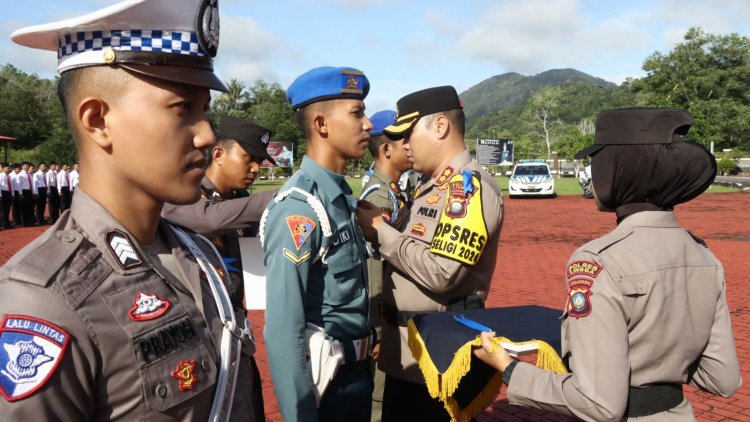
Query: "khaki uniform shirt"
362 167 409 333
507 211 742 421
0 189 258 421
375 150 504 383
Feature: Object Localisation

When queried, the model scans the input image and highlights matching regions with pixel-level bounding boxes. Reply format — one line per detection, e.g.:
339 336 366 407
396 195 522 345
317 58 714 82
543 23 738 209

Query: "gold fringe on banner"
407 319 568 422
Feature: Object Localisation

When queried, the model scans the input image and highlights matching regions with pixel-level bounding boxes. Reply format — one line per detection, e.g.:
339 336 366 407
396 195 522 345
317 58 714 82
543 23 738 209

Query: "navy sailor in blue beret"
260 66 375 421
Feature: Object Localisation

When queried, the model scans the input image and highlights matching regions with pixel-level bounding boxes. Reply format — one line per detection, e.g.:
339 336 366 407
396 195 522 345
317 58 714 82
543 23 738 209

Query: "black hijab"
576 108 717 224
591 137 717 223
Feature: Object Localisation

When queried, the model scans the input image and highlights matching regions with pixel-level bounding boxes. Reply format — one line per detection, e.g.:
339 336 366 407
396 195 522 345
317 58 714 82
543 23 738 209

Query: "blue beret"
369 110 397 137
287 66 370 110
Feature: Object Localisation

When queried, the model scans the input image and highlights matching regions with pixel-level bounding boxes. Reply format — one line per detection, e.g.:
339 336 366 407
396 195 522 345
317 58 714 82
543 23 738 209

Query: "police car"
508 160 556 198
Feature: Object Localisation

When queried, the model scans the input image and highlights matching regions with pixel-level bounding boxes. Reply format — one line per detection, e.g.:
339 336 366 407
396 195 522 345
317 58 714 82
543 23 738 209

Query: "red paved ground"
1 191 748 421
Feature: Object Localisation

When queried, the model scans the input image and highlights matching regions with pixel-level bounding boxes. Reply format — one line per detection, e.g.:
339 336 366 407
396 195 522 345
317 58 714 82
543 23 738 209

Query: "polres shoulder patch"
567 260 602 279
0 315 70 402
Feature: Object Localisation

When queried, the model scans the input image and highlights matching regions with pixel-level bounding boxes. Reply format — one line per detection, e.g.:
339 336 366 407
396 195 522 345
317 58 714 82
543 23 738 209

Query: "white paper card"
239 237 267 310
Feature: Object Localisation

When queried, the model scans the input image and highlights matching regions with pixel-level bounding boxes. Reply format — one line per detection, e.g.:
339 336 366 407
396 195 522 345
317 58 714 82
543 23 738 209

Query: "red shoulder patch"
567 260 602 279
286 215 316 251
567 278 593 318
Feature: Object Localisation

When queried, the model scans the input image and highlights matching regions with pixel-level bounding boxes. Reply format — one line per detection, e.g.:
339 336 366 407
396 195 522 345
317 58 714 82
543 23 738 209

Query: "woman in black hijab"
473 108 741 421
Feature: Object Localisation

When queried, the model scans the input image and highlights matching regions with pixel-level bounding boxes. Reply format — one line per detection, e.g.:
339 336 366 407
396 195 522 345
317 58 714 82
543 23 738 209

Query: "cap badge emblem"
196 0 220 57
102 47 116 64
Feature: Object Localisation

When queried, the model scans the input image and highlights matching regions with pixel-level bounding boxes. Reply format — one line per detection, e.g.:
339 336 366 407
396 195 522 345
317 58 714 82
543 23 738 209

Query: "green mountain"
459 68 617 121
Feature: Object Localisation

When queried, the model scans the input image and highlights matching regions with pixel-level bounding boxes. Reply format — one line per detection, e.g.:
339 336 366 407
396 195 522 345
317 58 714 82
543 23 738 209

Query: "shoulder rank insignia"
171 359 199 391
106 229 141 269
129 292 171 322
567 278 594 318
435 166 454 186
427 193 441 204
283 248 311 266
286 215 316 251
0 315 70 402
567 261 602 279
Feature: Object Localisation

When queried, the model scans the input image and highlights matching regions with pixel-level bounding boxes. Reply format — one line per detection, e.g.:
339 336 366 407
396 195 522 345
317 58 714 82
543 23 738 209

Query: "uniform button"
156 384 168 398
62 233 76 243
201 359 209 371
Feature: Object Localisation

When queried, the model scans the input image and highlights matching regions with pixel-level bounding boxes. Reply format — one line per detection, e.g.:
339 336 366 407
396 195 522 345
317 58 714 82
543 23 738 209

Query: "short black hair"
367 134 388 158
294 101 333 140
422 108 465 136
49 161 58 166
206 137 238 166
38 161 46 167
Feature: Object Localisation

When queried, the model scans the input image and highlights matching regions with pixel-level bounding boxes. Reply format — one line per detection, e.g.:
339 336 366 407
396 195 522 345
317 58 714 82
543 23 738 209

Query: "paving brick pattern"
1 192 748 421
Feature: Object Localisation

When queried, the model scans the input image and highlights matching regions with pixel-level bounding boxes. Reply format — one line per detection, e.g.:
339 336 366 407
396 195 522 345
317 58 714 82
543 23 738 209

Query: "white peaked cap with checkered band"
11 0 227 91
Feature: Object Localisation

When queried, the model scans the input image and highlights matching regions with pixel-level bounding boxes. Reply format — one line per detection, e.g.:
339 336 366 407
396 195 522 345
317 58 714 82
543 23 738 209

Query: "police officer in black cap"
163 115 278 422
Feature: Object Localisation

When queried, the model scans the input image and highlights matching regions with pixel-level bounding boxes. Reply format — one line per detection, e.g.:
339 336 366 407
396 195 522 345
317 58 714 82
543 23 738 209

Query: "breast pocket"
324 242 365 306
139 338 218 412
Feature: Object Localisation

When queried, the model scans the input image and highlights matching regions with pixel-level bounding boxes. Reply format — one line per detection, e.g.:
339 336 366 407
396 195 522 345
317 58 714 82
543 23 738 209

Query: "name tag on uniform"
331 227 354 248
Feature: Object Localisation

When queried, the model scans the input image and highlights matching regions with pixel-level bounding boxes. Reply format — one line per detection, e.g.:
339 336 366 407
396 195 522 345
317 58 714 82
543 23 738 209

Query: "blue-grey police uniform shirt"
262 155 369 420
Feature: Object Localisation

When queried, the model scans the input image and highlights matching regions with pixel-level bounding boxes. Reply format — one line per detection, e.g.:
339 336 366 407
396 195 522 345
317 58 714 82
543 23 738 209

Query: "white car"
508 160 556 198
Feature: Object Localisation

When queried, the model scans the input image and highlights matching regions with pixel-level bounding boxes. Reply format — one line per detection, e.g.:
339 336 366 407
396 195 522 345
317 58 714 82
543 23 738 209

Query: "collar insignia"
427 193 441 204
106 230 141 269
435 166 454 186
389 181 401 193
129 292 171 322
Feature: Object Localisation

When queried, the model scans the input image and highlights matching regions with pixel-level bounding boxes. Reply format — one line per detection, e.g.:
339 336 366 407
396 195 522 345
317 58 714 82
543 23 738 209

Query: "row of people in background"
0 161 78 229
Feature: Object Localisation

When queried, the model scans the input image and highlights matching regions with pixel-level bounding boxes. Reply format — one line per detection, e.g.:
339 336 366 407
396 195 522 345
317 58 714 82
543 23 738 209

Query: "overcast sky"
2 0 749 112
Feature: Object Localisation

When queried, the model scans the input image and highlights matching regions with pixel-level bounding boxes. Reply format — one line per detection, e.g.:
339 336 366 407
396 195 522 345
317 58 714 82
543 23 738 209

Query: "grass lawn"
250 175 740 198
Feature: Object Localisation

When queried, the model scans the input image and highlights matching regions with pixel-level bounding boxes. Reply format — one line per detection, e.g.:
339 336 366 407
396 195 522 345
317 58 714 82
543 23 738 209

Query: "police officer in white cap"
0 1 261 420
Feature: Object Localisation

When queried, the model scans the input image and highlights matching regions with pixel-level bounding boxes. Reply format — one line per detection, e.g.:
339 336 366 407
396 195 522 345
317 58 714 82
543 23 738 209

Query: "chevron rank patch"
129 292 171 322
283 248 311 266
106 230 141 269
0 315 70 402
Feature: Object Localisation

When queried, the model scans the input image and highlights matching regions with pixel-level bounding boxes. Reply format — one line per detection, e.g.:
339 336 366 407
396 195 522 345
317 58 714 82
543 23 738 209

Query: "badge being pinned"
286 215 316 251
567 279 594 319
0 315 70 402
171 359 199 391
129 292 171 322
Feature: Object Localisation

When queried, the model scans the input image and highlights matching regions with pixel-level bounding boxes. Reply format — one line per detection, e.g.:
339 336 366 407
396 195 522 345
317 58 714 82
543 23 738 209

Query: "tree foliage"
633 27 750 151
